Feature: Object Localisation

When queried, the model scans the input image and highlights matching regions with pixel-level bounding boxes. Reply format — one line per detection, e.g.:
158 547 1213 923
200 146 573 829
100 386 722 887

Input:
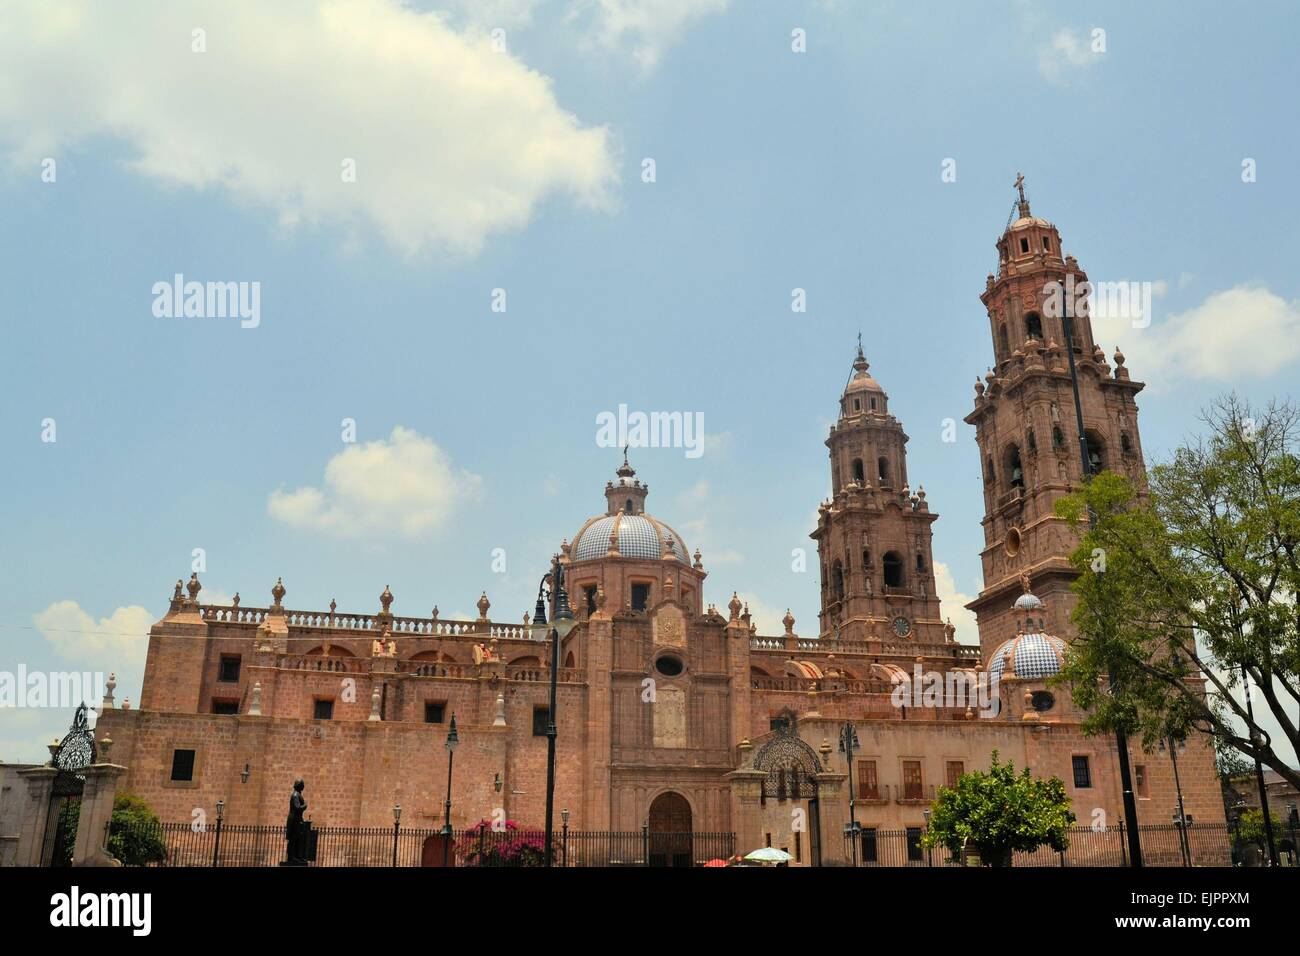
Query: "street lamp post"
561 807 570 868
1060 304 1143 868
532 559 576 868
392 804 401 868
838 721 861 866
1240 663 1279 866
441 715 459 867
1161 736 1192 866
212 799 225 868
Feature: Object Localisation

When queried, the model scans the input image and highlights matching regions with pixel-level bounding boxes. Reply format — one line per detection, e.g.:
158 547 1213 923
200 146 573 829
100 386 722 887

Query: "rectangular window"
945 761 964 789
1072 755 1092 789
533 706 550 736
584 585 597 615
860 827 878 863
905 827 924 862
631 583 651 611
170 749 196 782
857 760 879 800
903 760 923 800
1135 764 1148 798
313 699 334 720
1042 236 1051 251
1019 237 1030 253
211 699 239 715
218 655 241 683
424 701 446 724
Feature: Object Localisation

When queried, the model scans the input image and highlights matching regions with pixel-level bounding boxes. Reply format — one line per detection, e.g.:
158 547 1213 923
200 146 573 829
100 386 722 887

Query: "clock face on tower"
892 616 911 637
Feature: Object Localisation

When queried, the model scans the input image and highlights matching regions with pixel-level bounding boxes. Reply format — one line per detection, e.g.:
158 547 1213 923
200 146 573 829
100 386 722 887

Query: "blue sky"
2 1 1298 762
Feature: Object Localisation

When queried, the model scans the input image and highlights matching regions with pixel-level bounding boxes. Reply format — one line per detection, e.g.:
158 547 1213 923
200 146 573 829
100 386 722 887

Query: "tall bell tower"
964 176 1148 659
812 344 950 645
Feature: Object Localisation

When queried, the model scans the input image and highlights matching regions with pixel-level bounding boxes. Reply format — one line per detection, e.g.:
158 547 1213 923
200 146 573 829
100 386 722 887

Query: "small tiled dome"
572 513 689 563
987 631 1066 684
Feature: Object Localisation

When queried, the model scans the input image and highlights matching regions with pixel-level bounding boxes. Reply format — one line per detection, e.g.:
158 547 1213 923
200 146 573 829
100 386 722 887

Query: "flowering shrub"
456 820 546 867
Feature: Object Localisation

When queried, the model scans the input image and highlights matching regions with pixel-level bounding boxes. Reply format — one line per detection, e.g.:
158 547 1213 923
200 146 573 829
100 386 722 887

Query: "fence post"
1118 819 1128 867
477 822 486 865
642 824 649 867
212 814 223 868
392 820 400 868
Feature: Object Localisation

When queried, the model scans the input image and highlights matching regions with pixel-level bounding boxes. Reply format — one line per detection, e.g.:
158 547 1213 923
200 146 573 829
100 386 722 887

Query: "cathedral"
61 189 1223 865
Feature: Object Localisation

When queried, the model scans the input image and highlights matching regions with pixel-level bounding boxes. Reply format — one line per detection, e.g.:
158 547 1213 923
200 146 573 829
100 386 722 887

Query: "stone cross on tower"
1014 172 1030 217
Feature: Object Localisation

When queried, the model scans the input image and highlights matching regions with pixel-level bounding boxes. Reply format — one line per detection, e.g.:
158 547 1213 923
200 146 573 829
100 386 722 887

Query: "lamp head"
445 714 459 752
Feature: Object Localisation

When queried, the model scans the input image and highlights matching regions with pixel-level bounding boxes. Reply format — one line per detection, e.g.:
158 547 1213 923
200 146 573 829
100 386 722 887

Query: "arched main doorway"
647 791 693 867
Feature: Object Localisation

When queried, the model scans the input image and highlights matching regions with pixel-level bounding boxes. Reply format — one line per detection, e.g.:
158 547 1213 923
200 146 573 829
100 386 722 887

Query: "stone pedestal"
812 771 848 866
73 764 127 867
724 768 766 860
14 767 57 867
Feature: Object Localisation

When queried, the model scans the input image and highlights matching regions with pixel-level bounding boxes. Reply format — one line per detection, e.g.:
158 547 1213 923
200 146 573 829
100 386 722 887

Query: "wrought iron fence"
104 819 735 868
843 822 1248 867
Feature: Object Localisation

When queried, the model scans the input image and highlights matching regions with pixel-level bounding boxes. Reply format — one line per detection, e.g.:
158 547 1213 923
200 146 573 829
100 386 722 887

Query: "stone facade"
77 190 1223 865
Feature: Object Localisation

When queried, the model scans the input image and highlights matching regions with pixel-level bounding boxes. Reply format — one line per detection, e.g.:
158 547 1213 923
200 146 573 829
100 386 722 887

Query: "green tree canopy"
922 750 1076 866
1054 396 1300 792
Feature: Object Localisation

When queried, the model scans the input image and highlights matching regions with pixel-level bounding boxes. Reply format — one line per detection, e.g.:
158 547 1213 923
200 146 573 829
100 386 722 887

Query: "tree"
1237 808 1285 855
55 792 167 866
1053 396 1300 793
922 750 1076 866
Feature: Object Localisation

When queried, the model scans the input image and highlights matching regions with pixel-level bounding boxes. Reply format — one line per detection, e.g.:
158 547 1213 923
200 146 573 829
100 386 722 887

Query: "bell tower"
811 343 950 645
964 176 1148 659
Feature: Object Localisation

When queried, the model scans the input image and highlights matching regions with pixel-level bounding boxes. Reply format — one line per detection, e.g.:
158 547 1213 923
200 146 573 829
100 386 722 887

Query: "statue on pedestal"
282 779 310 866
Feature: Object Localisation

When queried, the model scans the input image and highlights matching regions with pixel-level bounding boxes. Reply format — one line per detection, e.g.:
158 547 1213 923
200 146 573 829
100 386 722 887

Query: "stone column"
73 763 127 867
724 766 766 859
812 771 849 866
14 767 57 867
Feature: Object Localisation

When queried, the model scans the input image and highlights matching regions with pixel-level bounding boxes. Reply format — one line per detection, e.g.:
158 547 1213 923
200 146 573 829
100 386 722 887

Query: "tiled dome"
987 632 1066 684
572 513 689 563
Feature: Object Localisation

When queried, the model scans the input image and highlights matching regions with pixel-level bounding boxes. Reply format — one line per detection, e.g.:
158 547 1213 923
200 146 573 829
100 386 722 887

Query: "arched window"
626 498 634 513
882 551 903 588
861 549 871 569
832 561 845 602
1085 431 1105 476
1026 428 1037 455
1005 444 1024 489
985 456 995 484
998 323 1009 357
852 458 865 484
916 552 926 572
1121 432 1133 455
877 457 889 484
1025 312 1043 340
1052 426 1065 450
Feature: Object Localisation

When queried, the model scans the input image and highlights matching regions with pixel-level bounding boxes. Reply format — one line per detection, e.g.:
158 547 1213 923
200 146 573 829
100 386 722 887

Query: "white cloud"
734 594 789 636
33 601 154 673
569 0 730 69
269 426 482 538
0 0 615 256
933 562 980 648
1097 285 1300 386
1037 28 1103 84
676 480 709 505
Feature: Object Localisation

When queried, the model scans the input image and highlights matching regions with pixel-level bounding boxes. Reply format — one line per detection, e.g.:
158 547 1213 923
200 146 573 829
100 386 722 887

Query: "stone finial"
974 377 985 397
102 672 117 711
728 592 742 621
47 739 60 764
944 617 956 642
693 547 703 570
607 523 620 555
329 598 337 616
493 692 507 727
172 579 183 602
476 591 490 621
369 686 382 721
783 609 795 636
431 605 439 621
663 535 677 560
594 583 607 610
380 585 394 613
271 577 286 608
98 733 113 761
819 738 832 764
121 698 131 711
232 592 240 608
523 611 531 627
664 575 675 598
186 572 202 603
561 538 571 559
248 681 263 716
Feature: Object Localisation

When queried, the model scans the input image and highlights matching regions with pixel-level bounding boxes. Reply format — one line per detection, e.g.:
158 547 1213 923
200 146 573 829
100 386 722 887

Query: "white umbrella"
744 846 792 863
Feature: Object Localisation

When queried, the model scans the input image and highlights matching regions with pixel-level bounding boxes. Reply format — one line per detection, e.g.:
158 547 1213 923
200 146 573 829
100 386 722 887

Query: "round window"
1004 527 1021 557
1031 691 1055 712
654 655 684 677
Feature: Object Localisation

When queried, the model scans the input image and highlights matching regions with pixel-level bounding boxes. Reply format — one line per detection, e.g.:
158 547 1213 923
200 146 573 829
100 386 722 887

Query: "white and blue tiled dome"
987 631 1067 684
569 454 689 563
986 575 1066 683
572 513 689 562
